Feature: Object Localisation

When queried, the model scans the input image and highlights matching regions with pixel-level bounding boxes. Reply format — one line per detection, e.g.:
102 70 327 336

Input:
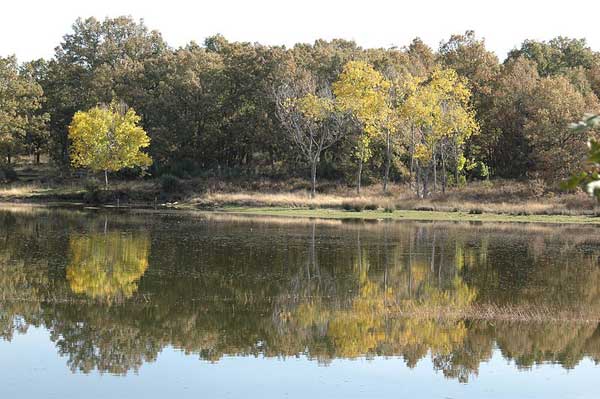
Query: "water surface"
1 205 600 398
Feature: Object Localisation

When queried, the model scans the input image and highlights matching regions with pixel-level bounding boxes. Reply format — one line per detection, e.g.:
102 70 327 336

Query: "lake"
1 205 599 398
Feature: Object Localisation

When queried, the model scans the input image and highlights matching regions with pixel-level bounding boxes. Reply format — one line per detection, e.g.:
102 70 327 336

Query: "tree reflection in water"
67 231 150 301
1 207 600 381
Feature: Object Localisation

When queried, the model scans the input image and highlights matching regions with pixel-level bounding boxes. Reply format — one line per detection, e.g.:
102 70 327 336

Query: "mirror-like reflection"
67 231 150 301
1 205 600 382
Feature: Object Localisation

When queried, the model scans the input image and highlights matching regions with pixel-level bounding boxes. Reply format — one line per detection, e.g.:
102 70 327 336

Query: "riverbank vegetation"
2 16 600 211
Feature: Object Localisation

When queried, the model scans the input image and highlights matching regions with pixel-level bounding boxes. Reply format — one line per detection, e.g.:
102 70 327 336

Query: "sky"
2 0 600 62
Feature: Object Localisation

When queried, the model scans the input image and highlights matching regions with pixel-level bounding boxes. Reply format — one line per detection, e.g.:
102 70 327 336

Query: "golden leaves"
68 100 152 174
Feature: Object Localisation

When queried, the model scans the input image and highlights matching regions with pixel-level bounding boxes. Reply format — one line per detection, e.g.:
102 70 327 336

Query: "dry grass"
3 165 600 218
188 179 600 217
0 183 56 198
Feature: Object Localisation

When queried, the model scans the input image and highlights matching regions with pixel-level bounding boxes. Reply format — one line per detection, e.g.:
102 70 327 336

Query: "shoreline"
3 199 600 226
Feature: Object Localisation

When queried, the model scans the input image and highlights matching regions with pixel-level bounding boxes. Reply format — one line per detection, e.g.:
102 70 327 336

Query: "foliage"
333 61 392 192
0 164 17 183
68 101 152 186
0 56 47 164
274 69 345 197
400 68 479 196
4 18 600 197
160 173 183 194
83 179 102 203
562 114 600 198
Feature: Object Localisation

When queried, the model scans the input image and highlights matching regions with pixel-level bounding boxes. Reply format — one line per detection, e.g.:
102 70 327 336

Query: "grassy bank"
214 206 600 224
3 163 600 224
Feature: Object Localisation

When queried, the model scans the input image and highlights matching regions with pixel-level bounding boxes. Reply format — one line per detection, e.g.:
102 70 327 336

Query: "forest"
2 16 600 201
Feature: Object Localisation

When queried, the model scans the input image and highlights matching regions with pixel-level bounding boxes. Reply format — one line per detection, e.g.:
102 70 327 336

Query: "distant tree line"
1 16 600 194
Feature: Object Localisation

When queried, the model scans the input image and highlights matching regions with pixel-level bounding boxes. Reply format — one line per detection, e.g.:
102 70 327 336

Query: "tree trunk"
441 150 447 194
310 159 318 198
421 165 430 198
454 146 459 185
7 151 11 165
415 161 421 198
433 152 437 193
35 152 40 165
104 170 109 190
409 128 415 192
383 134 391 194
356 156 363 195
423 168 429 198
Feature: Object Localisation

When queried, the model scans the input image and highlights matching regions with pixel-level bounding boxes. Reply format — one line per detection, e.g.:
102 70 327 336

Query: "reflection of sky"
1 327 597 399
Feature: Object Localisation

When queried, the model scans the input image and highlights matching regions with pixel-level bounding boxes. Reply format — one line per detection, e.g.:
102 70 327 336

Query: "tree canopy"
68 101 152 186
2 17 600 195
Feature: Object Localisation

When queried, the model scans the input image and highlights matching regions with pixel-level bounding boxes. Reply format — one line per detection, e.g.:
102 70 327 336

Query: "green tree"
524 75 597 180
43 16 167 165
0 56 47 164
507 37 595 78
439 31 500 173
68 101 152 188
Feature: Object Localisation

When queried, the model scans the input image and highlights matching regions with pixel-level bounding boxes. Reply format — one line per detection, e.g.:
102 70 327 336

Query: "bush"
340 201 365 212
341 202 353 211
0 164 17 183
83 179 102 203
352 203 365 212
414 206 434 212
161 174 183 194
364 203 378 211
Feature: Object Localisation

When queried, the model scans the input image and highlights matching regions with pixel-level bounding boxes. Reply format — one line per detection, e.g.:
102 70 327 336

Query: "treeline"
1 16 600 193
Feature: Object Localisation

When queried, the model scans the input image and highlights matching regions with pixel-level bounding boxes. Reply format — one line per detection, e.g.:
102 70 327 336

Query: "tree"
274 71 345 197
401 69 478 197
333 61 391 194
43 16 167 166
507 37 595 78
0 56 47 164
20 60 50 163
68 101 152 188
439 31 500 172
524 75 597 180
485 57 540 178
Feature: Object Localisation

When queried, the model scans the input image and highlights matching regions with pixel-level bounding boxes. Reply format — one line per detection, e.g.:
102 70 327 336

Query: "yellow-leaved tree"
333 61 392 194
400 69 478 197
68 101 152 188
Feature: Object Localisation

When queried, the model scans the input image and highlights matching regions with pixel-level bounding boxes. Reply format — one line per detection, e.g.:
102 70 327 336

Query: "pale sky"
2 0 600 62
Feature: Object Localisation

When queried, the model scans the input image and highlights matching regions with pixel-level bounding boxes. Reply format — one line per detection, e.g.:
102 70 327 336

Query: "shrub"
468 208 483 214
161 174 183 194
364 203 378 211
341 202 353 211
352 203 365 212
414 206 434 212
0 164 17 183
83 179 102 203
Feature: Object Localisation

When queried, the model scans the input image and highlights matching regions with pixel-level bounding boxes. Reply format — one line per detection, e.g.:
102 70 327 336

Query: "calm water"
1 205 600 398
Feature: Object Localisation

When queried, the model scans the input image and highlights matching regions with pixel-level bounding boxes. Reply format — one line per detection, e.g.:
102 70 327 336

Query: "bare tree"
274 74 346 198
